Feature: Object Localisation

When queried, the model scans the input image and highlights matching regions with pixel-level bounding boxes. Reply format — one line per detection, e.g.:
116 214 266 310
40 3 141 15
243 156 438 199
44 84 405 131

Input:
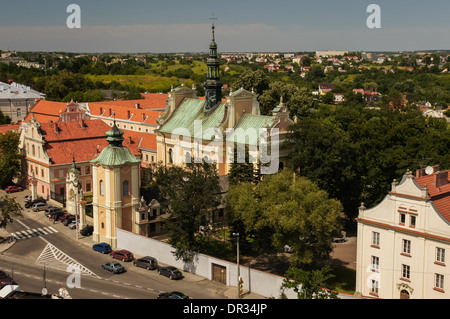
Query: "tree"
280 266 339 299
0 131 22 188
151 160 222 262
0 195 23 230
227 144 257 186
227 169 343 268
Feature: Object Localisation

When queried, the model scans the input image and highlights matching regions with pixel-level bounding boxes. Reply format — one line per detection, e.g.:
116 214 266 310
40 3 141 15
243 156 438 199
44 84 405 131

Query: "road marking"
10 226 59 241
36 243 100 278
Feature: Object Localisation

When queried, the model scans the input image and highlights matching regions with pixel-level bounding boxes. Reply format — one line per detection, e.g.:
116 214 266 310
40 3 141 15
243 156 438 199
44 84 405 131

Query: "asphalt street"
0 189 264 300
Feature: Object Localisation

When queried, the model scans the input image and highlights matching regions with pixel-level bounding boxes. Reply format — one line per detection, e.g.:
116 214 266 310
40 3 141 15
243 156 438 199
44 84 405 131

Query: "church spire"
204 14 222 110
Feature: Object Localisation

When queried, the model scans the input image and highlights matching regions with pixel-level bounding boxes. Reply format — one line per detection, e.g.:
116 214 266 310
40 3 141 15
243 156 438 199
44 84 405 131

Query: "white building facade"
355 167 450 299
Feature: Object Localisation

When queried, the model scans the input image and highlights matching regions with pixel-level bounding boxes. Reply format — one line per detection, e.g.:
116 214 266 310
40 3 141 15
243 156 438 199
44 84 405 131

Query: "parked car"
0 270 15 288
68 220 79 230
62 215 78 226
110 249 134 262
59 213 75 223
158 266 183 280
101 262 125 274
49 212 67 222
93 243 112 254
157 291 189 299
5 186 23 193
32 202 49 212
80 225 94 236
44 207 61 217
133 256 158 270
25 197 46 208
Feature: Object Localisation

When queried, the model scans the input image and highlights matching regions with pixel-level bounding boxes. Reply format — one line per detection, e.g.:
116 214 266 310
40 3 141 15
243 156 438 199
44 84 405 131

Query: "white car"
68 221 80 230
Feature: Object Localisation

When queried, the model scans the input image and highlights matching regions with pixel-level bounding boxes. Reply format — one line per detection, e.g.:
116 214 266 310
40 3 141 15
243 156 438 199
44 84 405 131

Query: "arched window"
123 180 129 196
168 148 173 164
17 108 22 118
99 180 104 196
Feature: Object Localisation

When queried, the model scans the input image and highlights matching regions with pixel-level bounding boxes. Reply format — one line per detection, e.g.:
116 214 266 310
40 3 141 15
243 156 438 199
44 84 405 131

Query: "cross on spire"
209 14 218 40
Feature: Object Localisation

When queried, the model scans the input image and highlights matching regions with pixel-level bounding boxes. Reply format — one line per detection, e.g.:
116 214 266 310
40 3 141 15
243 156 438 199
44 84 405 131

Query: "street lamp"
232 232 240 298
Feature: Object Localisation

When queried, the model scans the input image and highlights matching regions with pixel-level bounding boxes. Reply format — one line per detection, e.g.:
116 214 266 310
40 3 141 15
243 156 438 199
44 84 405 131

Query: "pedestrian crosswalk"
10 226 59 240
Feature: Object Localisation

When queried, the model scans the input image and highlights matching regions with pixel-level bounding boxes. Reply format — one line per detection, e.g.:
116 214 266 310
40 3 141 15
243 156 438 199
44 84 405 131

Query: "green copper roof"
156 98 227 141
90 145 141 166
90 121 140 167
226 114 275 146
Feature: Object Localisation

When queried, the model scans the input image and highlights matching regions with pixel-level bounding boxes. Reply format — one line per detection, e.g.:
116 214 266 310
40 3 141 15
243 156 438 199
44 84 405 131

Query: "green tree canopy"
151 160 222 262
227 169 343 268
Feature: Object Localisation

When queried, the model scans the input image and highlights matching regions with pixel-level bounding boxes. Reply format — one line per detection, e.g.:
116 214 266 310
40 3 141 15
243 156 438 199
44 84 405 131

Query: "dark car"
0 270 15 288
157 291 189 299
25 197 46 208
133 256 158 270
110 249 134 262
49 212 68 222
80 225 94 236
5 186 23 193
93 243 112 254
158 266 183 280
62 215 77 226
44 207 61 217
101 262 125 274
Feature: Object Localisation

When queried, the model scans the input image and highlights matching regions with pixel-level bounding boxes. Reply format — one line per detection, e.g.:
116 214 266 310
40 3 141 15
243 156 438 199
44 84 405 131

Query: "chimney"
135 103 141 109
80 119 86 128
142 113 146 122
435 171 449 187
127 136 132 144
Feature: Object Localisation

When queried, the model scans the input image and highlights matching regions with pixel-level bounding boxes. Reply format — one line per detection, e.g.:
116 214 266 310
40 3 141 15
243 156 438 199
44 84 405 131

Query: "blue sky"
0 0 449 52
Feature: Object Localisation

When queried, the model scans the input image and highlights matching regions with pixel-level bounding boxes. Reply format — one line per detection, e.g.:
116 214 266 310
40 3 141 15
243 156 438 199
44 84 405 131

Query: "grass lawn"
87 74 194 92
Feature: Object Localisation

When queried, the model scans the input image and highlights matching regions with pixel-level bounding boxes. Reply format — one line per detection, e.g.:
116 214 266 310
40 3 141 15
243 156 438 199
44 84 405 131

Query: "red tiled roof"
416 170 450 221
89 96 167 111
0 123 21 134
121 128 157 151
88 102 161 125
39 119 109 142
23 100 66 123
38 119 141 165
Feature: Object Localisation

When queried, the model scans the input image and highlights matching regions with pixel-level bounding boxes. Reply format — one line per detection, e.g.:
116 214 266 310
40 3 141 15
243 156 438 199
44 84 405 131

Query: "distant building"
355 166 450 299
316 50 348 57
318 83 335 95
0 82 45 123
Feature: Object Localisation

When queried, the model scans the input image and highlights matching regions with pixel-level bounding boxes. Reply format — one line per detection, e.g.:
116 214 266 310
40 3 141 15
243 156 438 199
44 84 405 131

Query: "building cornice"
356 217 450 244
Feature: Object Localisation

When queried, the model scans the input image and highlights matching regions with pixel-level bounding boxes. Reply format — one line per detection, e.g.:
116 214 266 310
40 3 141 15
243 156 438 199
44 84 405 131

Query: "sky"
0 0 449 53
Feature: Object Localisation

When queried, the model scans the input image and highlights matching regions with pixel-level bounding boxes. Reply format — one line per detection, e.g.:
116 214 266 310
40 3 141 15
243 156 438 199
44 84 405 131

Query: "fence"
116 228 297 299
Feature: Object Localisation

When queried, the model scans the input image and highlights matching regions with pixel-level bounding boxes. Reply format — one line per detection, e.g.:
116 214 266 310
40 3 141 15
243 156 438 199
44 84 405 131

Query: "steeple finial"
209 14 217 41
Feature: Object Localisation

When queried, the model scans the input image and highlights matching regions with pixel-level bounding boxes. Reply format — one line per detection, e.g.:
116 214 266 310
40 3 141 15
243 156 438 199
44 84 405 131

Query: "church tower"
90 120 141 247
204 19 222 110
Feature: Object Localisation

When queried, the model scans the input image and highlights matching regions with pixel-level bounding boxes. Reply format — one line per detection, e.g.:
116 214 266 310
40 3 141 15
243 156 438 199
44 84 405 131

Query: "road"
0 190 234 299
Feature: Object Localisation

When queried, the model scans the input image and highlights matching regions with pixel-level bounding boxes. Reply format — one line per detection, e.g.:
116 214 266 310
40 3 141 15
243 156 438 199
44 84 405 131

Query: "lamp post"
233 232 240 298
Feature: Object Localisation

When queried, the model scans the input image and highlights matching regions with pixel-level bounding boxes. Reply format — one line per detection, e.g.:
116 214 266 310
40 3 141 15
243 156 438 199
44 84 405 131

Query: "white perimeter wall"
116 228 298 299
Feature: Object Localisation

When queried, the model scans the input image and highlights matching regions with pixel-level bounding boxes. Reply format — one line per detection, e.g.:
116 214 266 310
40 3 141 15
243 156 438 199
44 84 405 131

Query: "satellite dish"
425 166 433 175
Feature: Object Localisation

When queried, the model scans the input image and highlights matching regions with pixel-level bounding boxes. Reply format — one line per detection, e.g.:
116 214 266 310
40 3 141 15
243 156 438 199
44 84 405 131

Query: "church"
84 22 294 247
155 22 294 175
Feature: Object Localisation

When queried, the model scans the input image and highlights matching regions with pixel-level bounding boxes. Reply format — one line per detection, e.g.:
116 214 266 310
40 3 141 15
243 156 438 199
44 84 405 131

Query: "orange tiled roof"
121 128 157 151
23 100 66 123
415 171 450 222
87 102 161 125
0 123 21 134
89 96 168 110
37 119 141 165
